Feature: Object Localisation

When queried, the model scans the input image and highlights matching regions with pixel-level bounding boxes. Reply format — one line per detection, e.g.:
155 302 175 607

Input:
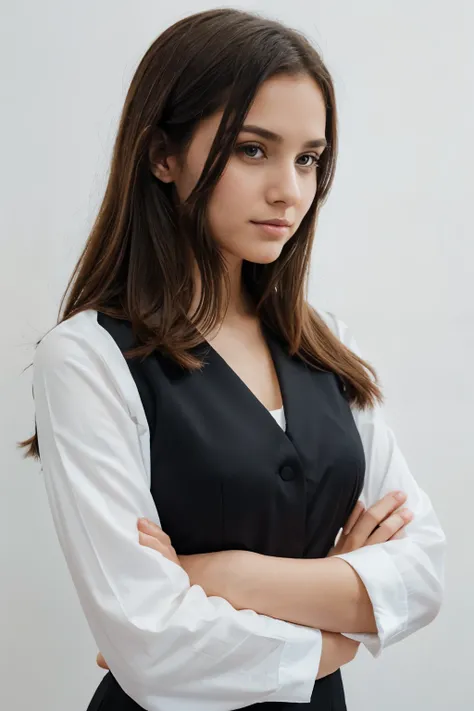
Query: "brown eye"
297 154 320 169
237 143 264 159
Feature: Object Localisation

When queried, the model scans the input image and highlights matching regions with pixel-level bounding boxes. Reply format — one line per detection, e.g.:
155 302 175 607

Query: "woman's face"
153 73 327 266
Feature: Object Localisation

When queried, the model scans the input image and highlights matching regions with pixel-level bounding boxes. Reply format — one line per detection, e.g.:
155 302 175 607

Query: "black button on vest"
279 464 296 481
94 312 366 711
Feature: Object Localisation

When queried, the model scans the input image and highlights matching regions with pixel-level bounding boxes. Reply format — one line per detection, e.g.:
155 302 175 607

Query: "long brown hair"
19 8 383 460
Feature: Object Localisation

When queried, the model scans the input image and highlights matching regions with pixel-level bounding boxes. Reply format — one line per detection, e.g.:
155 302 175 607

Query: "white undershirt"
269 405 286 429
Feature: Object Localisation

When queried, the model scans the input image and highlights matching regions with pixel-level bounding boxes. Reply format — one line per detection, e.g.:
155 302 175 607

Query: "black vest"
88 312 366 711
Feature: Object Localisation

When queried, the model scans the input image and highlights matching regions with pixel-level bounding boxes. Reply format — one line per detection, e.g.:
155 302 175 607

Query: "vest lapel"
196 333 294 444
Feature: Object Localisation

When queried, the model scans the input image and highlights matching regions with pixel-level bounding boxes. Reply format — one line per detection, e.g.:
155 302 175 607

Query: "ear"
149 129 179 183
150 157 177 183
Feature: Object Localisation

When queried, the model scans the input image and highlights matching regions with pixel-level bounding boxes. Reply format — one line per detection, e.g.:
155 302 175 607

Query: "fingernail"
394 491 405 501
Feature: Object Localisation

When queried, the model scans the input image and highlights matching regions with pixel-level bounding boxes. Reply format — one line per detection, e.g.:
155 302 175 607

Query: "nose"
266 162 302 206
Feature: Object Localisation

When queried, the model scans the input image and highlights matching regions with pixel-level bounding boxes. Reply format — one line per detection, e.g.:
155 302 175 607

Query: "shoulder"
33 309 140 409
314 307 353 349
34 310 110 372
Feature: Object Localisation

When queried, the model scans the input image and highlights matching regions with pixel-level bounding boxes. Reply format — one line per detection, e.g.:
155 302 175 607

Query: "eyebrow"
239 124 327 149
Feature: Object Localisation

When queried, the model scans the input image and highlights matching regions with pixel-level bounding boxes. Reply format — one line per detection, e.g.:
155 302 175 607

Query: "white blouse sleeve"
320 311 446 658
33 314 322 711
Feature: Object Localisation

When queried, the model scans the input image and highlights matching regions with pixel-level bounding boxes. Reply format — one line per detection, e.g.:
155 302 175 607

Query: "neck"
189 254 256 325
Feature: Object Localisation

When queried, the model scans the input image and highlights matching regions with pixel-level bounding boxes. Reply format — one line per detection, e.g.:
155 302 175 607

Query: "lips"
252 220 292 227
251 222 291 237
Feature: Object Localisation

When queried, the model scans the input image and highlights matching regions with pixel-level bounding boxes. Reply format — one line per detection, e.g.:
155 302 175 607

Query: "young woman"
19 8 446 711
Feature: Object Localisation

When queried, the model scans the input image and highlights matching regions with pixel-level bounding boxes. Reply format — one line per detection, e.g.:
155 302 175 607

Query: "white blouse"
32 308 446 711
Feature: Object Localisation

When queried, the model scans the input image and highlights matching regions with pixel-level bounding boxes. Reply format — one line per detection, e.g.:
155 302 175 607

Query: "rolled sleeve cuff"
265 626 322 703
334 546 408 657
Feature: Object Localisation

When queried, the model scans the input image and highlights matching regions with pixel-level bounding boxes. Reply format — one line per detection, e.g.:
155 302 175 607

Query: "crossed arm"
96 491 413 669
186 492 414 634
136 488 415 637
97 535 376 673
174 547 375 634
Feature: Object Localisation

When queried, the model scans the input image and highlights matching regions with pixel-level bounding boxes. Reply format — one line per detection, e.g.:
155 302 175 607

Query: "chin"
243 244 285 264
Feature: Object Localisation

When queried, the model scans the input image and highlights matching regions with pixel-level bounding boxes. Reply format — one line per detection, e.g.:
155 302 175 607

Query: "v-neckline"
200 325 291 438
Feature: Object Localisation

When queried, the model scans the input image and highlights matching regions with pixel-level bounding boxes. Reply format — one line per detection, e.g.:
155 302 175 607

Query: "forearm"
224 552 377 635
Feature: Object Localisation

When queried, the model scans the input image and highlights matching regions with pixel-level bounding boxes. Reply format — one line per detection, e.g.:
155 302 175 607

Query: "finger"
348 491 407 547
96 653 108 670
138 530 178 564
390 528 407 540
137 518 171 545
343 501 365 535
138 530 169 555
366 508 413 546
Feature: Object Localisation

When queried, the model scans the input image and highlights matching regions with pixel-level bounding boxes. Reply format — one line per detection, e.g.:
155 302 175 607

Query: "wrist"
221 549 263 608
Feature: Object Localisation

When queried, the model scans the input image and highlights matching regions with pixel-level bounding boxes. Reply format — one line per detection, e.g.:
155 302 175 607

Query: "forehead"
243 74 326 143
188 73 327 160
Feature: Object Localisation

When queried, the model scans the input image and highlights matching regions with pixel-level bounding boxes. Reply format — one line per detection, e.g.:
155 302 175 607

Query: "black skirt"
86 669 347 710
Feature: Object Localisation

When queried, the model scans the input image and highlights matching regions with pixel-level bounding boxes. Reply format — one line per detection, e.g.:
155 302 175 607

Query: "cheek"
207 161 317 236
299 180 317 220
302 173 318 202
207 167 253 228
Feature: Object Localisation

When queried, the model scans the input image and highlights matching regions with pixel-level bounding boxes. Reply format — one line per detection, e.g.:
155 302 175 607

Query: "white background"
2 1 472 708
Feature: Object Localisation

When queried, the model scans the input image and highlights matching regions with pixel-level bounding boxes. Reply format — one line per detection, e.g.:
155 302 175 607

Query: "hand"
136 517 182 567
136 518 238 595
316 631 360 680
96 652 108 670
329 491 413 556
